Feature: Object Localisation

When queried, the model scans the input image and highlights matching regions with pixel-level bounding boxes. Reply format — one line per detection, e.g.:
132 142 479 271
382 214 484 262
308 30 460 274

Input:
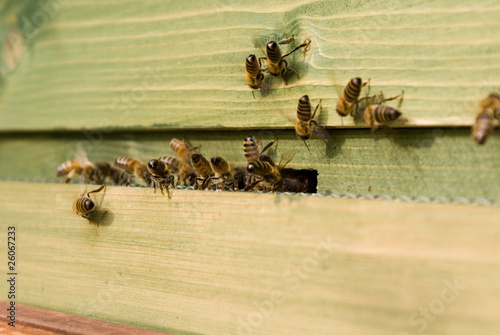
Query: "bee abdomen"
297 95 312 122
281 178 308 193
159 156 181 172
56 160 78 176
473 110 494 145
245 55 260 77
244 135 259 163
266 41 282 63
343 77 363 103
247 160 273 177
73 197 95 215
210 156 230 175
191 154 212 177
373 105 402 123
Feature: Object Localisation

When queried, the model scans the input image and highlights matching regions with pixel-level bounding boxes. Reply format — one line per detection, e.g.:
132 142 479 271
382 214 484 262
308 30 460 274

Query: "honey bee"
89 162 124 185
243 135 276 163
114 157 152 186
295 95 327 148
56 144 95 183
159 156 196 186
146 159 176 198
190 153 214 190
336 77 370 117
363 90 405 131
246 152 295 192
170 138 198 164
56 159 91 183
281 178 308 193
73 185 106 225
245 54 269 96
472 93 500 145
259 37 311 84
209 156 238 191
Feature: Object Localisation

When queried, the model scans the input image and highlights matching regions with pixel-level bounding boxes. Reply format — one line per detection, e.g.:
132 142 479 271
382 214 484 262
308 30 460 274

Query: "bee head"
247 163 256 174
148 159 159 171
84 199 95 211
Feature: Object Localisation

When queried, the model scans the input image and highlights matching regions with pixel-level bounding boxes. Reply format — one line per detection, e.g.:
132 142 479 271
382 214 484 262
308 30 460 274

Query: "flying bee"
245 54 269 96
209 156 238 191
73 185 106 225
114 157 152 186
336 77 370 117
472 93 500 145
243 135 276 163
246 152 295 192
170 138 198 164
159 156 196 187
259 37 311 85
190 153 214 190
56 144 95 183
363 90 405 131
147 159 175 198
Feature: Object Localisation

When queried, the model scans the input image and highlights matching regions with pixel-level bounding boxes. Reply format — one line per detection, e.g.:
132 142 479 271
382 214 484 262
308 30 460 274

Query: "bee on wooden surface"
209 156 238 191
114 157 152 186
294 95 329 149
159 156 196 186
147 159 176 198
363 90 405 131
243 135 276 163
472 93 500 145
190 153 214 190
260 37 311 85
246 152 295 192
336 77 370 117
245 54 269 96
73 185 106 225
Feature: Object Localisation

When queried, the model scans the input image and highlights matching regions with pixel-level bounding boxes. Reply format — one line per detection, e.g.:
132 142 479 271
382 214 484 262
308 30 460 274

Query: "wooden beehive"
1 1 500 334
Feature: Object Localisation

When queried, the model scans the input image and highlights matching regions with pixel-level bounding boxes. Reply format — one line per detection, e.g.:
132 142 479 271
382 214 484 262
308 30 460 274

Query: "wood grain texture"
0 180 499 335
1 0 500 131
0 302 170 335
1 128 500 200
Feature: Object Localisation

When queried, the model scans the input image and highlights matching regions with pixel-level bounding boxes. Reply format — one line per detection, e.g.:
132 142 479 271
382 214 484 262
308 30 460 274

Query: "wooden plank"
0 128 500 201
0 302 169 335
1 0 500 131
0 180 499 335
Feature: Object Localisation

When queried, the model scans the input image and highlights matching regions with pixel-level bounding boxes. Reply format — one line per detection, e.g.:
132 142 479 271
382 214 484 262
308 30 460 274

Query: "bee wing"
312 123 331 141
278 150 296 170
75 142 91 166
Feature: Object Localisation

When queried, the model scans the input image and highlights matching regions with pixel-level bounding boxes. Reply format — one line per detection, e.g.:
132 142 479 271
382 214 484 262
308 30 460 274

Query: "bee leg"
277 36 294 45
282 60 300 81
311 99 322 119
64 169 77 183
87 185 106 197
281 39 311 59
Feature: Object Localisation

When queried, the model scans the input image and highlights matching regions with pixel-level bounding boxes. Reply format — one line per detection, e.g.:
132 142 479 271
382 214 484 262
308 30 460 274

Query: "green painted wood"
1 181 499 335
1 0 500 131
1 128 499 200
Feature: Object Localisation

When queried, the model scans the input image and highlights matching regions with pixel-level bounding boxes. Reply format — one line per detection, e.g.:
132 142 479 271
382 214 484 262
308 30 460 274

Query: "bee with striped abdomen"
88 162 124 185
363 90 404 131
114 157 152 186
281 178 308 193
147 159 176 198
56 145 95 183
170 138 198 164
246 152 295 192
245 54 269 96
472 93 500 145
190 153 214 190
209 156 238 191
159 156 196 187
295 95 328 149
336 77 370 118
73 185 106 225
243 135 276 163
260 37 311 85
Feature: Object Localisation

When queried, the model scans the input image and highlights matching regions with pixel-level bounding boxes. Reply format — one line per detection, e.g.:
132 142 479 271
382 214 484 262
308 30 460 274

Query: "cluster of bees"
59 137 312 224
246 36 499 145
66 36 499 223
